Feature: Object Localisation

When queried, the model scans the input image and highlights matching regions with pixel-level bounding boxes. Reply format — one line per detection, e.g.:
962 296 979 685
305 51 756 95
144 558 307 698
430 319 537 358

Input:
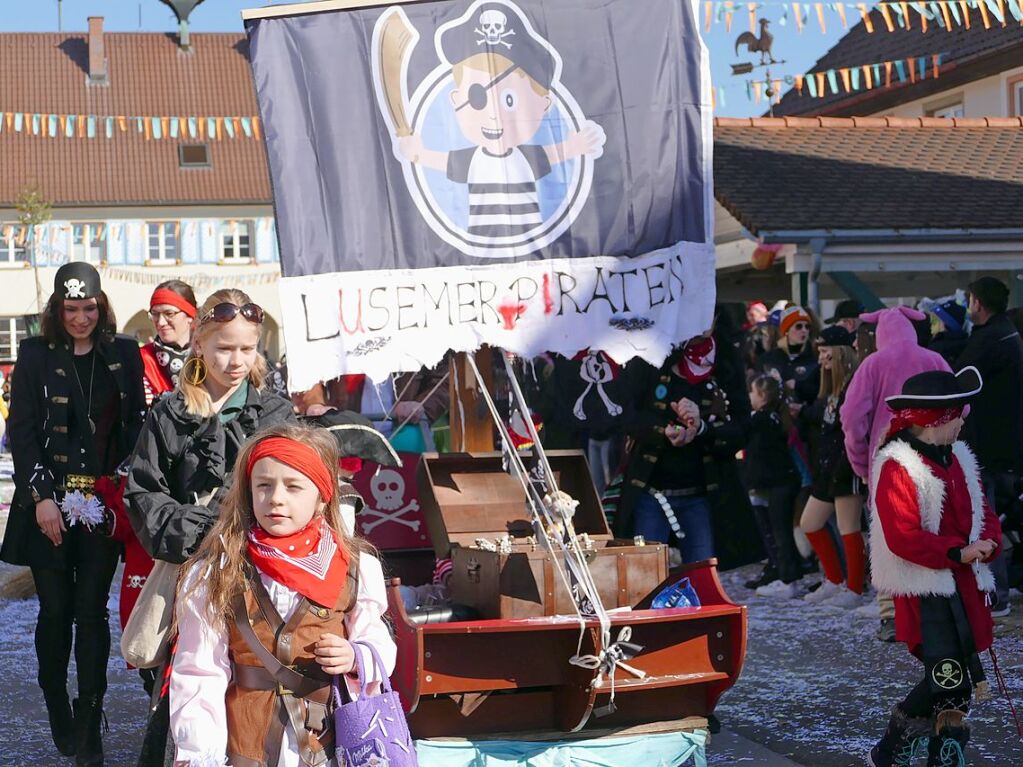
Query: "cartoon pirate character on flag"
377 0 606 249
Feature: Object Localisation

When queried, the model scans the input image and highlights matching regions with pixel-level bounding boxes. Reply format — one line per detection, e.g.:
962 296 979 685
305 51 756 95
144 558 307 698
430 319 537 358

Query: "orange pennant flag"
4 113 11 131
977 0 991 27
836 2 848 27
711 87 716 111
908 59 916 83
117 116 127 132
725 10 733 32
252 117 262 140
997 0 1007 26
704 2 712 33
839 68 851 92
143 119 152 140
940 2 953 30
198 118 206 139
215 117 224 140
857 4 875 32
816 72 826 97
880 3 896 30
161 117 169 137
174 222 181 239
753 81 762 104
795 74 805 95
231 117 240 136
793 3 803 32
773 79 782 103
960 0 971 28
815 3 826 32
749 3 757 33
932 54 940 78
59 115 68 134
863 64 873 90
899 2 911 29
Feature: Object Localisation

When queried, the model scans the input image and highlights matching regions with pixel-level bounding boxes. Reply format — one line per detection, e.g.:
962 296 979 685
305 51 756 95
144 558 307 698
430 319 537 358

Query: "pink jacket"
840 306 951 480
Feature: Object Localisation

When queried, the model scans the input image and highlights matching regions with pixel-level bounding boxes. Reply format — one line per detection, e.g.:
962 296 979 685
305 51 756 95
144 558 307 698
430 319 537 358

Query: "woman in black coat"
124 287 294 766
1 262 146 765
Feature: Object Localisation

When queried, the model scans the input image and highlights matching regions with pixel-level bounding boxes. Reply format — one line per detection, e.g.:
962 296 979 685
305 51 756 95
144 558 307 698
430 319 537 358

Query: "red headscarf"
246 437 334 503
888 406 963 437
676 337 716 384
150 287 197 319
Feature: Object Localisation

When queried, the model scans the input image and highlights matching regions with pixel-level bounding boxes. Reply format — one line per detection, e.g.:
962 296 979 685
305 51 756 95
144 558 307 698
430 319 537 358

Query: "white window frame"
0 316 27 361
221 220 254 263
69 223 106 264
146 221 180 264
1014 80 1023 117
1 231 27 266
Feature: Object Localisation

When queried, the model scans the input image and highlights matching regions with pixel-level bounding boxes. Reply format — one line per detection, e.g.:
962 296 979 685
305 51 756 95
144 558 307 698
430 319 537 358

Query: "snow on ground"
713 564 1023 766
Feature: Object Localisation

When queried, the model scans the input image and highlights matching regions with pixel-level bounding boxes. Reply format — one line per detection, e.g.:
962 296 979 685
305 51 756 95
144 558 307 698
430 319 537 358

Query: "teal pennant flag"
187 116 197 138
826 69 839 95
895 60 907 82
240 117 253 137
86 116 96 138
170 117 179 138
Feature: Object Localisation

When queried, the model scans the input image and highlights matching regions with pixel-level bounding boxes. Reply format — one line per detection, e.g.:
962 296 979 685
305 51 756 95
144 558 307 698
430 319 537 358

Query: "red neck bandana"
675 337 716 384
246 437 335 503
888 406 963 437
150 288 197 318
247 516 349 607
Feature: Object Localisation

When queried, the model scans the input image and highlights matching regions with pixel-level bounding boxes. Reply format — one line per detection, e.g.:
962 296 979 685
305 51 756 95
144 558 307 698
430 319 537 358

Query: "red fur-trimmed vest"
225 563 358 767
869 440 996 597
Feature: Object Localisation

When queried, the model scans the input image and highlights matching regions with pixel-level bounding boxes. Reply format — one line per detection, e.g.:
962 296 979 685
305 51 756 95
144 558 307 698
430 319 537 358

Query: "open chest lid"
417 450 610 558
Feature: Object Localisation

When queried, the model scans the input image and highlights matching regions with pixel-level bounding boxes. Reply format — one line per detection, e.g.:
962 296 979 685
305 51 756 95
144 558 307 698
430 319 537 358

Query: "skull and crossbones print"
64 278 87 299
127 574 148 589
362 468 421 534
475 9 515 48
573 351 623 420
932 659 964 690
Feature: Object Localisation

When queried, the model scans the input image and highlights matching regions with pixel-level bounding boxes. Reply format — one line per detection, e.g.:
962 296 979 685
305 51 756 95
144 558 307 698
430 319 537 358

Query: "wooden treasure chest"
417 450 668 619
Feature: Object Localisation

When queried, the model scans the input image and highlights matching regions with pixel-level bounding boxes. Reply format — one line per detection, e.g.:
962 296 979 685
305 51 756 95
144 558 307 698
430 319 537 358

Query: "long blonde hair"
177 422 372 628
819 344 858 399
178 288 267 418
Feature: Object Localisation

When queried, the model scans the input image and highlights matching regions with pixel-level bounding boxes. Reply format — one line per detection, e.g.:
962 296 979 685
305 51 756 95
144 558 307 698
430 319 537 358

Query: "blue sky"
0 1 846 117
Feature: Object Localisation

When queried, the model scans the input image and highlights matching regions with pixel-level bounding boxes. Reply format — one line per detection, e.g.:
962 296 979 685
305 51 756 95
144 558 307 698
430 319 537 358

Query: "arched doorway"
123 310 153 344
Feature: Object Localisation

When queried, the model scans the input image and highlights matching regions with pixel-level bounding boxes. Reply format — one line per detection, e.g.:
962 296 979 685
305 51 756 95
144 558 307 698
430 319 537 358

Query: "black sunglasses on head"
200 302 264 325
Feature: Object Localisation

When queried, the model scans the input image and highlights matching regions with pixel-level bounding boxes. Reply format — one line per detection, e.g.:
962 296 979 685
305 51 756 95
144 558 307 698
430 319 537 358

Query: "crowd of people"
0 260 1020 766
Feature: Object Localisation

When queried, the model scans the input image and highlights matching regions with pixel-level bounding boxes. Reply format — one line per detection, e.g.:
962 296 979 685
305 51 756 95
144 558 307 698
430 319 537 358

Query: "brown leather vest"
225 562 359 767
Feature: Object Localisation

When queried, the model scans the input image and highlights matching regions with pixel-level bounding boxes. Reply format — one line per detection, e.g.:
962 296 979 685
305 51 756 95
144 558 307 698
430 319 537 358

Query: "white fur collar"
868 439 995 597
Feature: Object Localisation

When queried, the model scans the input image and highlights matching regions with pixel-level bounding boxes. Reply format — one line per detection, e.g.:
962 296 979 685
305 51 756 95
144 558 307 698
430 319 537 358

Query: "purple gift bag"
333 641 418 767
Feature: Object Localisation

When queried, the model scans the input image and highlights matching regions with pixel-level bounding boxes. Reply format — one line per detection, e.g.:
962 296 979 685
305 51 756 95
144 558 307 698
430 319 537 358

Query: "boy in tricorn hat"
868 366 1000 766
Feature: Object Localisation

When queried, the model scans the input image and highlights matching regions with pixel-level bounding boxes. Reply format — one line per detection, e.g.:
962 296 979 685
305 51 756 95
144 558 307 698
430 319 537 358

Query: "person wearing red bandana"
868 367 1001 767
617 328 751 564
139 281 197 406
169 424 395 767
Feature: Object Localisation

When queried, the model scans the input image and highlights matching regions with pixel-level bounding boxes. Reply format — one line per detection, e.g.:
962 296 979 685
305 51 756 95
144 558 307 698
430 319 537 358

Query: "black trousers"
752 483 801 584
901 596 976 720
31 527 120 700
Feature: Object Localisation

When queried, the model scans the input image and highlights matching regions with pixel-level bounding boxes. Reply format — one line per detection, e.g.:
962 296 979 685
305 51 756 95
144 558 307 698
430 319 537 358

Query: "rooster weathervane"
734 19 777 66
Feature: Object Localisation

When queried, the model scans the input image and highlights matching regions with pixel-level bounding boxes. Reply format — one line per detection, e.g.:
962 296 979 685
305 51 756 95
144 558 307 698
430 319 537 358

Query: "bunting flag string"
735 51 945 103
706 0 1023 35
0 111 261 140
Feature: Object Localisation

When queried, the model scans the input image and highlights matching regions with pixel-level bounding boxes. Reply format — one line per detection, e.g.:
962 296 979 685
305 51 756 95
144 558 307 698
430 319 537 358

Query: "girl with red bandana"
868 367 1000 767
169 423 396 767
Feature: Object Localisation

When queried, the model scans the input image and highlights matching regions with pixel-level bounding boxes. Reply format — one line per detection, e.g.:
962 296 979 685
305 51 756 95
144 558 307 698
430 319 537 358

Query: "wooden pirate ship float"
354 448 748 739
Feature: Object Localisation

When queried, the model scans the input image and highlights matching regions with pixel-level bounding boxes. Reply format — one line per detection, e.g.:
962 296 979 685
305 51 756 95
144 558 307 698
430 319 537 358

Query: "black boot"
42 688 76 756
73 696 105 766
868 706 931 767
926 716 969 767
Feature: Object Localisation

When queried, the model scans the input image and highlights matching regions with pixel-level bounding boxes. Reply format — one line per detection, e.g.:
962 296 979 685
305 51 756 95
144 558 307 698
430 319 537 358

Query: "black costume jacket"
615 348 750 538
1 335 146 568
124 386 294 564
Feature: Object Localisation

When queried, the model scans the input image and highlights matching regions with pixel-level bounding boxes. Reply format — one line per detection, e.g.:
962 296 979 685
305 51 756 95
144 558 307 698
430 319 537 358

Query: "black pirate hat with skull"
55 261 101 301
302 409 402 468
440 1 556 90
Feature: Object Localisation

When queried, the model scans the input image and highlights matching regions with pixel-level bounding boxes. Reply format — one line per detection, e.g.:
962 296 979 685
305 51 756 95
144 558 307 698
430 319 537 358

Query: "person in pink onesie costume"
841 306 952 482
839 306 951 642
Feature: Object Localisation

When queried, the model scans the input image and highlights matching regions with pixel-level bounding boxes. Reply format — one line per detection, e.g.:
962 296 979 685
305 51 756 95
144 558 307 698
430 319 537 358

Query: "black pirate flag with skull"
549 350 633 435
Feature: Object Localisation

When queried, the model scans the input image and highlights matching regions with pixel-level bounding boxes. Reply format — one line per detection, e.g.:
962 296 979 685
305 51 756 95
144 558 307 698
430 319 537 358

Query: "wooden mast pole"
449 349 494 452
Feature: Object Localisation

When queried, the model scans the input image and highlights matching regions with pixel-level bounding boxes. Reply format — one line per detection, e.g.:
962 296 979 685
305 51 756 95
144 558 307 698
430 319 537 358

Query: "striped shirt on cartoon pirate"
397 2 605 237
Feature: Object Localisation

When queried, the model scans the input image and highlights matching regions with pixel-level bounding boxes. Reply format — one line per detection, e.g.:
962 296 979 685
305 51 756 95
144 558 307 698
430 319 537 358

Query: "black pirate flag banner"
246 0 714 387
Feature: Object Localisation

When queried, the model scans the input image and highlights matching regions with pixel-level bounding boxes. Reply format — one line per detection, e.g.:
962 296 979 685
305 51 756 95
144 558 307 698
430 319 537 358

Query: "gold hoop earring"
183 357 208 386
